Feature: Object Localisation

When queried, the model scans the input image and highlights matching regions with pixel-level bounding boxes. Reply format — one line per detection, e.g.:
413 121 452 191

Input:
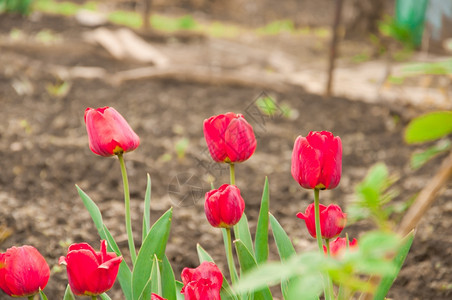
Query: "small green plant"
46 81 71 98
0 0 33 15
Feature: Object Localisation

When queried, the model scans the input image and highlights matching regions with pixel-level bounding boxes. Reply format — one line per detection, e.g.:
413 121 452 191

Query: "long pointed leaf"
151 255 162 295
132 208 173 299
76 185 132 300
63 285 75 300
175 281 185 300
162 255 177 300
39 289 48 300
373 230 415 300
269 213 296 298
234 213 254 255
255 177 270 264
142 174 152 242
235 240 273 300
100 293 112 300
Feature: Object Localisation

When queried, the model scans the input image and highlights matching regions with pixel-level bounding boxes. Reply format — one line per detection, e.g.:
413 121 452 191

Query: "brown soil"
0 3 451 300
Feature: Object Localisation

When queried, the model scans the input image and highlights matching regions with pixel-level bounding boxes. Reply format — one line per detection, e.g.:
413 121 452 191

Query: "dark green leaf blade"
255 177 270 264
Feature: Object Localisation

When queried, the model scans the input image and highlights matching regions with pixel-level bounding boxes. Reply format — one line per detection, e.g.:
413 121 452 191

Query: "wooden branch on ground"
397 150 452 236
325 0 344 97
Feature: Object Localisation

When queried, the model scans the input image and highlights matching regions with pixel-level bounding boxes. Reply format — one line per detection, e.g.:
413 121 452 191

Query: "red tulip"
84 107 140 157
203 112 256 163
291 131 342 189
151 293 167 300
0 246 50 297
181 261 223 300
59 240 123 296
323 237 358 257
205 184 245 228
297 203 346 239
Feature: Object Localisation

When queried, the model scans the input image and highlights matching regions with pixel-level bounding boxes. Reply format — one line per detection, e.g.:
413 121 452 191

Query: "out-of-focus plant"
405 111 452 169
0 0 33 15
175 137 189 160
46 81 71 98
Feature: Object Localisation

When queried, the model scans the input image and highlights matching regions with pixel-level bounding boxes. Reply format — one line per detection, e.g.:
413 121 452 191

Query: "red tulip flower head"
181 261 223 300
205 184 245 228
203 112 256 163
291 131 342 189
323 237 358 257
0 246 50 297
84 107 140 157
297 203 346 239
59 240 123 296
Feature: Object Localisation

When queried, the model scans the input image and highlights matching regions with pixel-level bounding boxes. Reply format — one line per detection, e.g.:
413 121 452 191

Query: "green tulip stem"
225 228 238 286
229 163 236 185
118 153 137 265
314 189 333 300
313 188 323 251
325 238 331 256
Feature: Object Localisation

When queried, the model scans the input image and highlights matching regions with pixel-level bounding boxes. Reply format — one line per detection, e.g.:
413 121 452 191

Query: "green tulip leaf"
255 177 270 264
234 213 254 255
76 185 132 300
235 240 273 300
269 213 296 298
142 174 152 242
161 255 178 300
175 281 185 300
63 285 75 300
39 289 48 300
151 255 162 295
405 111 452 144
100 293 112 300
373 230 415 300
132 208 173 299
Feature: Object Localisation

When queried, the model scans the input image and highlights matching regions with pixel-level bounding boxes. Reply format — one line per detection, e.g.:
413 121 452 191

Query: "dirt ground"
0 2 451 300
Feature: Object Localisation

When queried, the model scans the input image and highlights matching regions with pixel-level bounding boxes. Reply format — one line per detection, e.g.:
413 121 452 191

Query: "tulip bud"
181 261 223 300
203 112 256 163
205 184 245 228
324 237 358 257
0 246 50 297
297 203 346 239
59 240 123 296
291 131 342 190
84 107 140 157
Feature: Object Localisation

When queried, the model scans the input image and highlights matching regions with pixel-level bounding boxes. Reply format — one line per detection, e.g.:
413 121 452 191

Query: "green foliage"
39 288 48 300
63 284 75 300
411 140 452 169
257 19 295 35
235 231 404 299
379 16 415 49
255 177 270 264
142 174 152 242
0 0 33 15
402 59 452 76
405 111 452 144
234 214 254 254
347 163 400 230
374 231 415 300
132 208 173 299
161 256 177 300
175 138 189 160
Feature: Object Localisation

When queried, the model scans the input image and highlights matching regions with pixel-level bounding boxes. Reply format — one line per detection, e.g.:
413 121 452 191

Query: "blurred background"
0 0 451 299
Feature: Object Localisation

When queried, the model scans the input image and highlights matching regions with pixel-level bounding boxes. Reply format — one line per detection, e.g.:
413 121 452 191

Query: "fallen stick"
397 150 452 236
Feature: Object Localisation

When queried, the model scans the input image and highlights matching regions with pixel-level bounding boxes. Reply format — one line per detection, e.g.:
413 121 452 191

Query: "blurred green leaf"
411 140 451 169
175 138 189 159
133 208 173 299
39 289 48 300
374 231 415 300
175 281 184 300
348 163 399 229
405 111 452 144
402 60 452 76
100 293 112 300
235 240 273 299
269 213 296 299
255 177 270 264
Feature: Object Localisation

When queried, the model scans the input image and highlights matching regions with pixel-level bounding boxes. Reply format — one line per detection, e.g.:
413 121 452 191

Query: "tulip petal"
224 117 257 162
